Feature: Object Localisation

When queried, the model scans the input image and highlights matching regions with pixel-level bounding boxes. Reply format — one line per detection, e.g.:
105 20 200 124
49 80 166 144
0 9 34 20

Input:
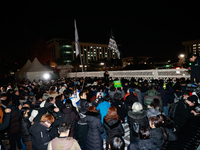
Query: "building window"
193 44 197 46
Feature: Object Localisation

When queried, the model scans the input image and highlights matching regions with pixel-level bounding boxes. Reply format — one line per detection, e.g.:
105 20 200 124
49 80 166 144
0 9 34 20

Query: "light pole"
178 54 185 67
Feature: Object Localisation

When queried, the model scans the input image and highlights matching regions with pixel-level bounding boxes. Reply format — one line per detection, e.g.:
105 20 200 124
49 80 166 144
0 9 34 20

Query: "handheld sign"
113 80 122 88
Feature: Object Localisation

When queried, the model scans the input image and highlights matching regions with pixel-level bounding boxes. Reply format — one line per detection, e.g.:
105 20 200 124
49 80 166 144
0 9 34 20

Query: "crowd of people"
0 74 200 150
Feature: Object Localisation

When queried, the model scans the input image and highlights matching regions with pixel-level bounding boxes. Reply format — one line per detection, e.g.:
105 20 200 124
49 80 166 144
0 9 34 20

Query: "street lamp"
100 63 104 70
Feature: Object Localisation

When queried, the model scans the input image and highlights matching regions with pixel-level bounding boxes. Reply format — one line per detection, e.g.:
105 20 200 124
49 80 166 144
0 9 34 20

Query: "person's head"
1 93 7 100
23 102 30 108
149 116 162 128
47 105 56 114
182 91 190 99
138 127 151 139
40 114 54 128
79 91 87 99
132 102 143 112
109 136 125 150
175 85 182 92
64 99 73 108
58 122 71 136
157 114 172 125
55 95 62 101
14 90 20 96
21 107 30 117
150 98 161 109
114 93 121 101
110 86 116 92
104 95 111 102
129 88 135 93
104 106 119 123
189 54 197 62
50 86 56 92
46 97 55 104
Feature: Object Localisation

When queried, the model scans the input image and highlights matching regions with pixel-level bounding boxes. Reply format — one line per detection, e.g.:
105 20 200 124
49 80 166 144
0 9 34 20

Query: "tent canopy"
23 58 52 72
16 58 53 81
19 59 32 72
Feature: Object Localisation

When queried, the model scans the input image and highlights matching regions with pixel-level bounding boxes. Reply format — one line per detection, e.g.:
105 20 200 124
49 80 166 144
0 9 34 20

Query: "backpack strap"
174 93 178 98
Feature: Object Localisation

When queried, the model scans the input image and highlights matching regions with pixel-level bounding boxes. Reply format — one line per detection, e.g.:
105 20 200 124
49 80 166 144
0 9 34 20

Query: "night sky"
1 1 200 67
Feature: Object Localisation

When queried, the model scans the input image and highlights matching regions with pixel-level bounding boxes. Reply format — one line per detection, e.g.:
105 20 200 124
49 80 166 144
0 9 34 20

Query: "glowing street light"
180 54 185 58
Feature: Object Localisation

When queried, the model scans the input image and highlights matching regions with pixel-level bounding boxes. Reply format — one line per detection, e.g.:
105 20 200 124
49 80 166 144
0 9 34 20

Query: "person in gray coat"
147 98 165 120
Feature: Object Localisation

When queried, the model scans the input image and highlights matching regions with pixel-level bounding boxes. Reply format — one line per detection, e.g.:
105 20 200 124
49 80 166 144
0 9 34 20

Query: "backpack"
174 93 182 103
168 101 186 120
132 120 140 133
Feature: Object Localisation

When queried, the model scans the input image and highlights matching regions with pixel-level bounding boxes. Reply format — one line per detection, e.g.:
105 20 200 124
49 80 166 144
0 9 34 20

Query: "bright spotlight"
43 73 50 80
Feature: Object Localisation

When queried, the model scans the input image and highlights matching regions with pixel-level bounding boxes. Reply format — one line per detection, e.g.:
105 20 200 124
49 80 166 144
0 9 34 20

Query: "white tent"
15 59 32 79
17 58 53 81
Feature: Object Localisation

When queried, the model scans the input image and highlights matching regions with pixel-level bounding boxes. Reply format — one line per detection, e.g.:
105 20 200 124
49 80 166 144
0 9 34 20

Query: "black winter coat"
150 127 165 148
78 99 91 124
125 92 139 110
55 100 64 111
162 121 177 141
111 100 128 123
20 116 32 142
86 111 104 150
174 101 194 128
49 111 63 139
128 138 160 150
104 118 124 150
30 122 52 150
7 104 21 133
62 107 80 138
128 110 148 142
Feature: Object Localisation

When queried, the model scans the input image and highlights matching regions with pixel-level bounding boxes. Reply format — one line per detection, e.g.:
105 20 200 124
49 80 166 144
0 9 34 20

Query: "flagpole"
74 19 85 91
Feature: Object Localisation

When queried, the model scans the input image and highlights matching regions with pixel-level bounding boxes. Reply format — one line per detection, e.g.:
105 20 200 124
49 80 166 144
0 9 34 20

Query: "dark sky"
1 1 200 64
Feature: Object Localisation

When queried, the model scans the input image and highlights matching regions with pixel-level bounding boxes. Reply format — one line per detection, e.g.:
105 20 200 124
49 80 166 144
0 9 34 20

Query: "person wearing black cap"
189 54 200 84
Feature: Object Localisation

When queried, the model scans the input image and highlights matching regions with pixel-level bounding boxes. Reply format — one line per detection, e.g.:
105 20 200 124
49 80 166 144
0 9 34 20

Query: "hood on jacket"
128 110 147 120
106 118 120 129
145 90 160 97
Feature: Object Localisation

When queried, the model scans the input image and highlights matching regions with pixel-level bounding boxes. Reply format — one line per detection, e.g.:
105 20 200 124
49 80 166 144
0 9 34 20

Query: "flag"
108 31 120 59
74 20 79 57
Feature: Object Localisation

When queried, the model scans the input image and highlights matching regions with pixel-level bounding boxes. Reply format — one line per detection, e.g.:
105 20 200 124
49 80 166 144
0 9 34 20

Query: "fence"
67 69 190 82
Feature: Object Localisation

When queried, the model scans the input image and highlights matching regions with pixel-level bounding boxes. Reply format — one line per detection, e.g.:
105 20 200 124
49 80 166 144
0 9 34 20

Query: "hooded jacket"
125 92 139 110
86 111 104 150
150 127 165 148
147 106 165 120
78 99 91 125
128 110 148 142
20 116 32 142
30 122 52 150
62 107 80 138
104 118 124 149
47 137 81 150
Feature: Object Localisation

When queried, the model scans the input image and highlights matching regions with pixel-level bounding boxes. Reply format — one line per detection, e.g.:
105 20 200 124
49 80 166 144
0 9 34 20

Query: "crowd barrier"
67 69 190 82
